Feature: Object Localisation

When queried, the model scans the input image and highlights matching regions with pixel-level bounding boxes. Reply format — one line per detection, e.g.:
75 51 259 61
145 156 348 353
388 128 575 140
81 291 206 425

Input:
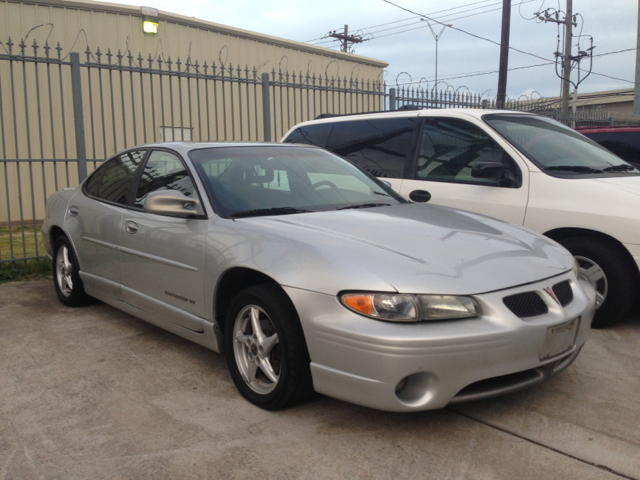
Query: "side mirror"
409 190 431 203
471 161 505 180
471 161 519 188
143 190 204 217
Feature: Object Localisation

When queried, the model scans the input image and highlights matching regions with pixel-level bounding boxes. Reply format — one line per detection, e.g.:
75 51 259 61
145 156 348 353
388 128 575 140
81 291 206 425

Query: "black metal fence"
1 37 639 262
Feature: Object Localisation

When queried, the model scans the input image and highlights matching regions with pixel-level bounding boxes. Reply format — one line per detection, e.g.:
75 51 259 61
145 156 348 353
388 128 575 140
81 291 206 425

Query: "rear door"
119 149 207 331
68 149 146 295
397 116 530 225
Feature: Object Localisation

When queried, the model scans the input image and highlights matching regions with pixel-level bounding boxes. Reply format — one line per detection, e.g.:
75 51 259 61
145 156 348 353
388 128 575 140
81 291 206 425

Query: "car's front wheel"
559 236 637 328
224 284 314 410
53 236 92 307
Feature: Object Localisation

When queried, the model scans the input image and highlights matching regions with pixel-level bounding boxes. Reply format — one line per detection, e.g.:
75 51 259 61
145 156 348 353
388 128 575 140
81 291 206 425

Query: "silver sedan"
43 143 597 411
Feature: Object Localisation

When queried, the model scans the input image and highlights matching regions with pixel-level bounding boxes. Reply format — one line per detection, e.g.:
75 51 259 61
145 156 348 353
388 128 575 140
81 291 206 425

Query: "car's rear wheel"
53 236 91 307
559 237 637 328
224 284 314 410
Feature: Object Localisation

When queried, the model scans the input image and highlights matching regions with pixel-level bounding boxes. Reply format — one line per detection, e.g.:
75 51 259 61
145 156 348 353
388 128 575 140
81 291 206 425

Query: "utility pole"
496 0 511 109
634 0 640 115
328 25 363 52
561 0 573 115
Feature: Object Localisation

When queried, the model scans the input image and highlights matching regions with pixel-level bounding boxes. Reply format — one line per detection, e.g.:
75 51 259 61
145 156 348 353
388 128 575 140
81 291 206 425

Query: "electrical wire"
379 0 554 65
309 0 536 46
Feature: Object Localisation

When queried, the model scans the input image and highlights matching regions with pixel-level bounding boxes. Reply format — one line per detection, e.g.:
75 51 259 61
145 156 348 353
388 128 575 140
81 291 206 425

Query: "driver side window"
135 150 196 208
417 118 516 185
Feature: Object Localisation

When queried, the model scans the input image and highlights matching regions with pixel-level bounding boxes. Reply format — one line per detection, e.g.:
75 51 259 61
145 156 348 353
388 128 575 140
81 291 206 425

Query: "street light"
420 18 452 90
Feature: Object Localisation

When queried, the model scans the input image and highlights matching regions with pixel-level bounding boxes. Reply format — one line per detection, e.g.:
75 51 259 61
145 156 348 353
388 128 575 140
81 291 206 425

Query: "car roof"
289 108 534 128
126 141 321 155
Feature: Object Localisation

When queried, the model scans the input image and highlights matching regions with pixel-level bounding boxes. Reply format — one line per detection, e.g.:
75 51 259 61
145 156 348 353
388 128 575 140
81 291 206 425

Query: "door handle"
124 221 138 234
68 206 79 216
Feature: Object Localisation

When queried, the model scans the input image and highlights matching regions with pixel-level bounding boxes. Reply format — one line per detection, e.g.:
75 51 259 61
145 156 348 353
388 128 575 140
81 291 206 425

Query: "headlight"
340 293 481 322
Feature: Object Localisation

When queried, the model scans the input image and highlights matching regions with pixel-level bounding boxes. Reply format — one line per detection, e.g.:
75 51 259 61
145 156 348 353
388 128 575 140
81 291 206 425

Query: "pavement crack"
448 408 639 480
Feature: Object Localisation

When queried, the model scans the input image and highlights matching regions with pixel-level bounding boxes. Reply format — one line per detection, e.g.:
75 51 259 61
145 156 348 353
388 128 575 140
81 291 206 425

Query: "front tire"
559 237 637 328
53 236 92 307
224 284 314 410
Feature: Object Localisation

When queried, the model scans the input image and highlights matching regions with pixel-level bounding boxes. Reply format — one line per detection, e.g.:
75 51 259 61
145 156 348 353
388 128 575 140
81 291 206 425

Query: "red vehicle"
576 125 640 170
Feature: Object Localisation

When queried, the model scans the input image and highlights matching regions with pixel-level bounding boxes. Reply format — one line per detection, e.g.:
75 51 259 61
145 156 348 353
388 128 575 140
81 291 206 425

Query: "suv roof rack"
314 107 423 120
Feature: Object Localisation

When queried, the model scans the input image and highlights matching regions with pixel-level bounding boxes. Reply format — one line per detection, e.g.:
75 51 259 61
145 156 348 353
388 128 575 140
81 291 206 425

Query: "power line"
381 0 554 63
392 48 635 86
308 0 536 46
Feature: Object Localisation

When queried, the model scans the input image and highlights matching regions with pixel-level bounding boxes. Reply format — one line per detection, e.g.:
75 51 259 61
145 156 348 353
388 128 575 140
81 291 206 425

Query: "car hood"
591 175 640 197
232 203 573 295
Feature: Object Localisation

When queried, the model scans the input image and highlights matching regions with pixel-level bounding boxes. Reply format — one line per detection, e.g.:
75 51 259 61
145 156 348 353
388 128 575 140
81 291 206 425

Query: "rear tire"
53 236 92 307
559 237 637 328
224 284 314 410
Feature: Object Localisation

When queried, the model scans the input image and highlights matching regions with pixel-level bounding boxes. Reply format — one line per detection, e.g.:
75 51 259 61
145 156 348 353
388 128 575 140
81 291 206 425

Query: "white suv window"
417 118 513 185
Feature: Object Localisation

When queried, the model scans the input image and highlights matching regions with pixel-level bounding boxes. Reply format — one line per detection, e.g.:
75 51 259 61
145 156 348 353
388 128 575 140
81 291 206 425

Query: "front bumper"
283 273 596 412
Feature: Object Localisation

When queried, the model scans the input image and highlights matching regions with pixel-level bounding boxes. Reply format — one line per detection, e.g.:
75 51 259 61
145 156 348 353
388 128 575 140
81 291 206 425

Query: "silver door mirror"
143 190 205 217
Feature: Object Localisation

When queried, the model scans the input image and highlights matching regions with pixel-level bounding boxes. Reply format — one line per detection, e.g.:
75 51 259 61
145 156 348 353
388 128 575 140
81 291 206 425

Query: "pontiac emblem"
544 287 560 305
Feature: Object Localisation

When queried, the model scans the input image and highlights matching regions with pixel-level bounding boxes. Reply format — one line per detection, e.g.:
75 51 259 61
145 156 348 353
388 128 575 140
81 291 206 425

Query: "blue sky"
119 0 637 99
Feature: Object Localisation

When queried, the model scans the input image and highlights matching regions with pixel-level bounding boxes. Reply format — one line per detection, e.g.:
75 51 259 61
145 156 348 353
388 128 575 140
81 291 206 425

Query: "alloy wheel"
575 255 608 308
56 245 74 297
232 304 281 394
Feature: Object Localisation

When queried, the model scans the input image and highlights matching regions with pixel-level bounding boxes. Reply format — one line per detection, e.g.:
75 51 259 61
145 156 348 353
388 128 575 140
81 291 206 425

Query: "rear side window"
135 150 196 208
91 150 145 204
324 118 417 178
283 123 333 147
417 118 516 185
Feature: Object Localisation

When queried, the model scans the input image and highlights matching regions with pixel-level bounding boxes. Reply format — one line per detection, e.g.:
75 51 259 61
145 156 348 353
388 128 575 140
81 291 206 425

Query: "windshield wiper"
337 203 391 210
231 207 310 218
602 164 636 172
546 165 603 174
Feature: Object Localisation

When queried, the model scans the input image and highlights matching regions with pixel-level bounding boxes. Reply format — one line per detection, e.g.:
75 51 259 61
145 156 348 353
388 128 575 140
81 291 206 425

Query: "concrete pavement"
1 279 639 479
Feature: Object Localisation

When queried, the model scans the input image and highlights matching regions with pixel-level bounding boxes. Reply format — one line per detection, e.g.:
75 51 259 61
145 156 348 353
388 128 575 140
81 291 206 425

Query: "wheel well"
49 226 66 245
544 227 639 281
214 268 279 333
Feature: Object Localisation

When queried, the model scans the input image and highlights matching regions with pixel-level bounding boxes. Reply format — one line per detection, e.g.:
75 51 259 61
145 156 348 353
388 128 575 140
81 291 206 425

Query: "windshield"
189 146 406 218
483 114 639 175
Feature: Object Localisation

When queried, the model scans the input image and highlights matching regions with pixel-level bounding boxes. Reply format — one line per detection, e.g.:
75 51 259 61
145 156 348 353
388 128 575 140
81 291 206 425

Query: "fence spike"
85 45 92 62
19 38 26 56
55 42 62 59
32 39 39 56
147 53 153 69
44 40 50 58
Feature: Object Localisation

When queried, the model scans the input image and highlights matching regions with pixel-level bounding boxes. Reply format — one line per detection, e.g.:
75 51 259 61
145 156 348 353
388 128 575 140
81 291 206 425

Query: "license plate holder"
540 317 580 361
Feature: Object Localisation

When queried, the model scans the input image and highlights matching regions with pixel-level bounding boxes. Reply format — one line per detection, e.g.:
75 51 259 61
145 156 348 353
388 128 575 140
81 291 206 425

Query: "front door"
119 149 207 331
398 116 530 226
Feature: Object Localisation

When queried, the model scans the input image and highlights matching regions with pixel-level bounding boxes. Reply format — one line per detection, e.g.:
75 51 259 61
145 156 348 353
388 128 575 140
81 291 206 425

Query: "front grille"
552 281 573 307
503 292 548 318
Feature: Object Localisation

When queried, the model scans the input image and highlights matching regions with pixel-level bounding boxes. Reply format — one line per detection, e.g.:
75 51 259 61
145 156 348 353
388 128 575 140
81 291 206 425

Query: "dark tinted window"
84 164 106 196
582 132 640 164
324 118 417 178
135 150 195 208
283 123 333 147
94 150 145 204
417 118 516 186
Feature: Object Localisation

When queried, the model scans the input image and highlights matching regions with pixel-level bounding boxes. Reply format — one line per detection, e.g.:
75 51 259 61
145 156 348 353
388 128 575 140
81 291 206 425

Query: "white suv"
282 109 640 328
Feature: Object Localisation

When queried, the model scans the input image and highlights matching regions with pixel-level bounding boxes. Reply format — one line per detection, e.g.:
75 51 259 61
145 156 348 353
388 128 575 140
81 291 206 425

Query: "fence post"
389 88 396 111
261 73 272 142
70 52 87 182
